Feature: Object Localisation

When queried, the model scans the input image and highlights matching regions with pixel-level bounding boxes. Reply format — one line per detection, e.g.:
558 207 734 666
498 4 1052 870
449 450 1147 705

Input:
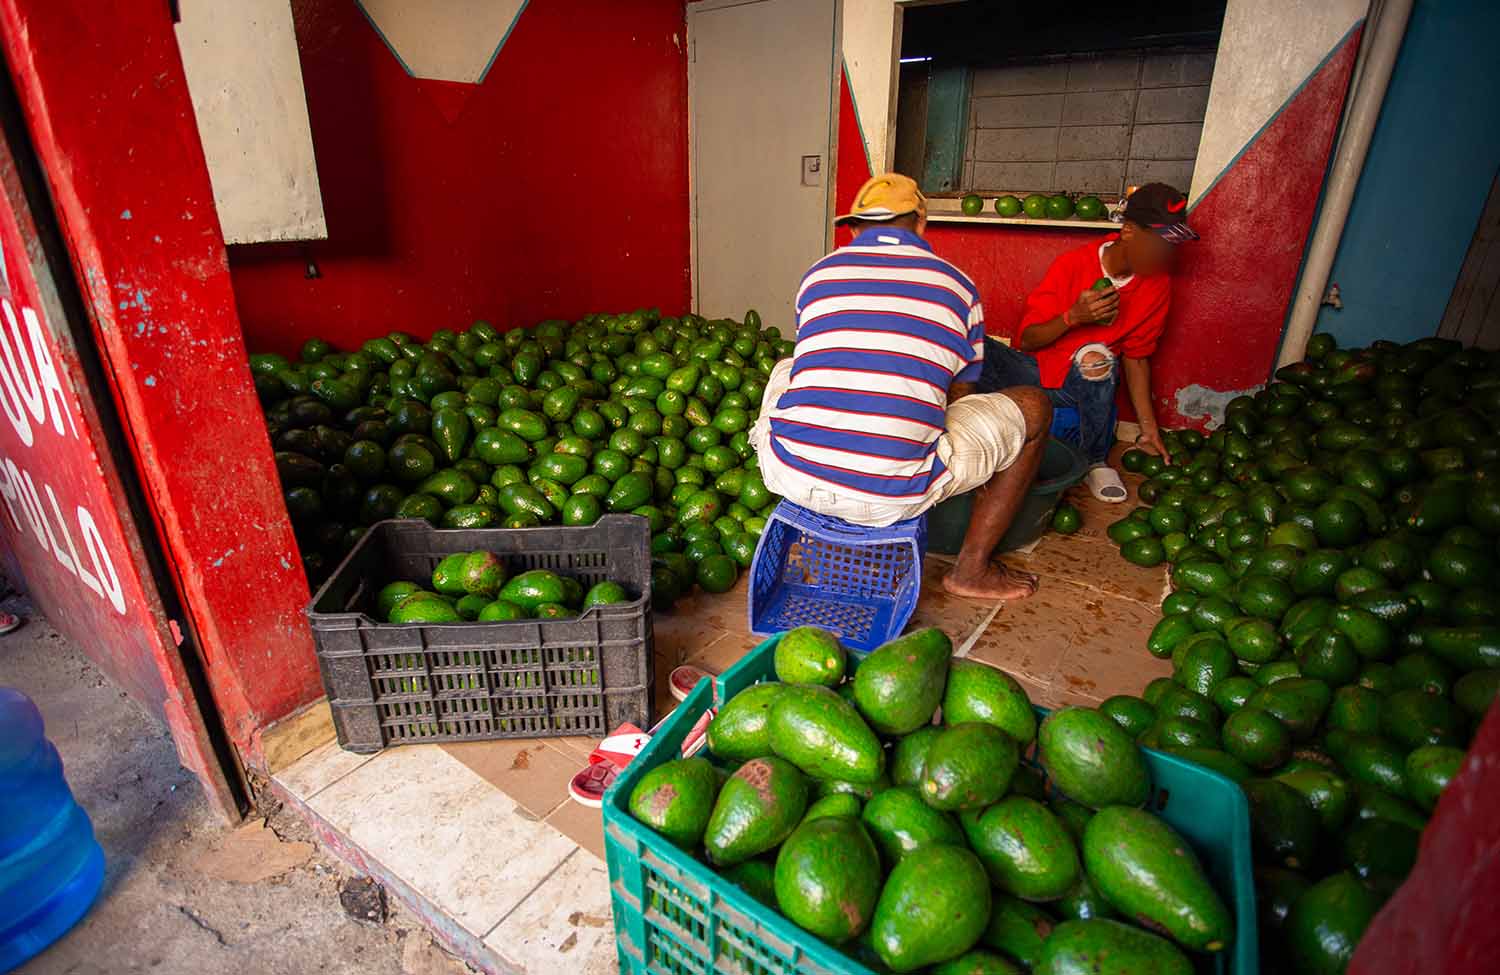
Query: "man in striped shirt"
750 174 1052 601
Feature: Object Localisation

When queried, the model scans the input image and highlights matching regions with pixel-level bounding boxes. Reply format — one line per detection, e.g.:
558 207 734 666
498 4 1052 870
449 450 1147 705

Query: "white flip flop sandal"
1084 464 1129 504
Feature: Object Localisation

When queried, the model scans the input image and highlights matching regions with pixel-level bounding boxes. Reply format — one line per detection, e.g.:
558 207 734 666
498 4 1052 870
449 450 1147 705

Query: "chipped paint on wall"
1174 382 1263 430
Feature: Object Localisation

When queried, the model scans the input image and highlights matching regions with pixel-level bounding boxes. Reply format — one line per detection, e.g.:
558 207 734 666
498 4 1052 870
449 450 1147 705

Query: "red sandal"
567 706 716 807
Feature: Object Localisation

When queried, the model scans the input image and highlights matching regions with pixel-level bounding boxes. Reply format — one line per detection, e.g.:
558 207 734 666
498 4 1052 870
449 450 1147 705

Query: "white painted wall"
840 0 903 172
1189 0 1368 204
175 0 327 244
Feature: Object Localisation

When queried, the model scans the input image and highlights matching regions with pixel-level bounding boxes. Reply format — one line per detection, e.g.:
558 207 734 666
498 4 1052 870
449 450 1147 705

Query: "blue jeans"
979 338 1119 464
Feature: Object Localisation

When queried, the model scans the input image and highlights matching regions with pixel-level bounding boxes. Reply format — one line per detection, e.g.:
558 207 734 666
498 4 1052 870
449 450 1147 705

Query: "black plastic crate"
307 516 653 753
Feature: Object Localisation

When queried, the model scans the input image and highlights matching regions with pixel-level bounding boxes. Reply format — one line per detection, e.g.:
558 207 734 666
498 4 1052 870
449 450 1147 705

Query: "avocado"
1246 678 1331 741
1082 805 1232 952
496 569 568 613
1285 872 1380 975
981 892 1055 968
1340 817 1418 897
942 659 1037 744
889 726 942 788
772 815 882 943
1054 872 1117 922
376 581 422 619
1032 919 1192 975
1294 626 1360 685
962 796 1080 901
1274 767 1351 831
459 550 506 596
852 628 952 736
722 857 778 908
1403 744 1463 811
1349 781 1428 830
921 723 1020 811
860 785 965 867
1038 707 1151 809
1256 865 1311 935
627 757 720 849
1380 687 1465 749
1244 777 1319 870
768 685 885 784
1099 695 1156 738
1327 684 1384 734
1147 614 1196 658
703 756 808 866
804 792 864 822
811 771 890 802
1227 617 1282 663
431 552 470 595
1325 729 1410 798
930 948 1025 975
1161 745 1253 783
1172 637 1235 696
388 592 463 624
773 626 847 687
1221 707 1291 770
1413 624 1500 671
870 844 991 972
1453 668 1500 720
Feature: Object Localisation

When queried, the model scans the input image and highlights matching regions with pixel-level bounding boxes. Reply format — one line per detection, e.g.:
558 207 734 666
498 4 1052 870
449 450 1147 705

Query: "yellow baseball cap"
835 173 927 225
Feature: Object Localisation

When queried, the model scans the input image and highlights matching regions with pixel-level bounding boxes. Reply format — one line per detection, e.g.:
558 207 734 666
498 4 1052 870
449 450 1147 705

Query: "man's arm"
1122 356 1170 463
948 381 975 404
1018 287 1121 351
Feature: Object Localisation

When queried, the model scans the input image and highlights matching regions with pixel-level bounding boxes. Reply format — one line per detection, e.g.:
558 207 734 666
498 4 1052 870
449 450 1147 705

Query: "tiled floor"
271 464 1168 974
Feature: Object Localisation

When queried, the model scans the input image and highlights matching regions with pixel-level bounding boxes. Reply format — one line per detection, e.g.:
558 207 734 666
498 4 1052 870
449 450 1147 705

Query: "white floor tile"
308 745 577 938
273 738 373 800
484 849 616 973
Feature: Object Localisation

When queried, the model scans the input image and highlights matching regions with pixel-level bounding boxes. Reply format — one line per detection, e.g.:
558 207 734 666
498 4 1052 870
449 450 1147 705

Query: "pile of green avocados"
1098 333 1500 972
630 626 1234 975
252 309 790 603
374 549 630 624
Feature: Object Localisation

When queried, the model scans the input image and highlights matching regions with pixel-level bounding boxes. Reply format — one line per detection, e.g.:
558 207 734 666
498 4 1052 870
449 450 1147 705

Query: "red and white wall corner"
834 0 1368 430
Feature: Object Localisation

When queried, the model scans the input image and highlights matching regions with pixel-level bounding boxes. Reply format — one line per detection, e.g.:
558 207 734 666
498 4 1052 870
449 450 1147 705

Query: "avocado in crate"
307 516 653 753
603 627 1256 975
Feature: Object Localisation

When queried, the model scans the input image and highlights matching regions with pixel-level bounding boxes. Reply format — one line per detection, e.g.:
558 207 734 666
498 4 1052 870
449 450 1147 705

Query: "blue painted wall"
1316 0 1500 348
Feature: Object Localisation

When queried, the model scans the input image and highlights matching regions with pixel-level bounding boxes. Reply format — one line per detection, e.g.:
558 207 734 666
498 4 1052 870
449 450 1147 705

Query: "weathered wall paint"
0 22 240 818
1190 0 1369 205
229 0 691 356
836 2 1364 427
1 0 322 775
1315 0 1500 348
174 0 327 244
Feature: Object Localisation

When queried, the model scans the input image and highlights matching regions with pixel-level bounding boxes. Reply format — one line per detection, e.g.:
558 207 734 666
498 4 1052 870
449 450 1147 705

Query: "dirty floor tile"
484 849 614 973
308 745 576 937
543 796 606 863
273 738 372 801
964 578 1096 686
441 738 578 820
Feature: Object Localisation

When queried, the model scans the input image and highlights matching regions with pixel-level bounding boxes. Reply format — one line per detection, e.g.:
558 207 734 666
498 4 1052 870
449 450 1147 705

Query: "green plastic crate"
603 634 1258 974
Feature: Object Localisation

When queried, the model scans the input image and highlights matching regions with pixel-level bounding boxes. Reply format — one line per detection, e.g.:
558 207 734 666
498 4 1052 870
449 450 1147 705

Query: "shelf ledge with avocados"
256 309 789 607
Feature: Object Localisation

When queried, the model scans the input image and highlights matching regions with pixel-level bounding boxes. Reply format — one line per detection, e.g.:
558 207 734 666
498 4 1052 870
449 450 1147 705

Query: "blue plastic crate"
603 633 1259 975
746 502 926 654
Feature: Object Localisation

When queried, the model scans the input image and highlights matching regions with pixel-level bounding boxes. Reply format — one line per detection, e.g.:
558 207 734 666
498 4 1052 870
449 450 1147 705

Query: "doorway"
687 0 839 333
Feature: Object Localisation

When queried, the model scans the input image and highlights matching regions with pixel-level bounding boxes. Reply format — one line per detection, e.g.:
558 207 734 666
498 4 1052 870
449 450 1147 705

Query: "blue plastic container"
747 502 926 653
604 634 1258 975
1 687 106 971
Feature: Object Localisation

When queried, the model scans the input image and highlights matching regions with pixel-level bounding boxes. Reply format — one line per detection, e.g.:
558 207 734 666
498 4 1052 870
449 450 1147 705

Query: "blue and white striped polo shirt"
767 227 985 501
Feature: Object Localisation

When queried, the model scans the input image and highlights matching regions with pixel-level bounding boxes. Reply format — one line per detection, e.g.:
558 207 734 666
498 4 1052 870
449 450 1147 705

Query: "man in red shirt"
977 183 1196 501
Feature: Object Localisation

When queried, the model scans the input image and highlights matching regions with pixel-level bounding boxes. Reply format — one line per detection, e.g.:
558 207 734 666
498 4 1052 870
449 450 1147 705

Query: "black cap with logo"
1123 183 1199 243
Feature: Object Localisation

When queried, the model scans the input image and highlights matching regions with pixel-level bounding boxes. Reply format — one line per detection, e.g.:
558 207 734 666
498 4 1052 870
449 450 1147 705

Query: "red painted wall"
836 32 1362 429
1 0 322 789
229 0 691 357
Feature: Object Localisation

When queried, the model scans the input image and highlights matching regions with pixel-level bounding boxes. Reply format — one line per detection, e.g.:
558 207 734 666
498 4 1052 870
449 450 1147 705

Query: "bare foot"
942 563 1039 601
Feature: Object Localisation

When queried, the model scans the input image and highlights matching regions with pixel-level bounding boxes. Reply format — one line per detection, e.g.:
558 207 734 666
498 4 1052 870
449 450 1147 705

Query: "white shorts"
750 359 1028 527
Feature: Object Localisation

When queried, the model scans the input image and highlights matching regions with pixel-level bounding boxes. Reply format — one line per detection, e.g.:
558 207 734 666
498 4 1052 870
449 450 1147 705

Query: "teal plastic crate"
603 634 1258 974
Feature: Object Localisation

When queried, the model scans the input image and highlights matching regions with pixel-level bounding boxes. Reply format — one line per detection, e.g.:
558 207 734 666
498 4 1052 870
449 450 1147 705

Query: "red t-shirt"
1013 234 1171 387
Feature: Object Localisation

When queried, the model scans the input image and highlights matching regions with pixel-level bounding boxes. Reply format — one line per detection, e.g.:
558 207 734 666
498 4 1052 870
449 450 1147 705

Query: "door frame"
685 0 844 316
